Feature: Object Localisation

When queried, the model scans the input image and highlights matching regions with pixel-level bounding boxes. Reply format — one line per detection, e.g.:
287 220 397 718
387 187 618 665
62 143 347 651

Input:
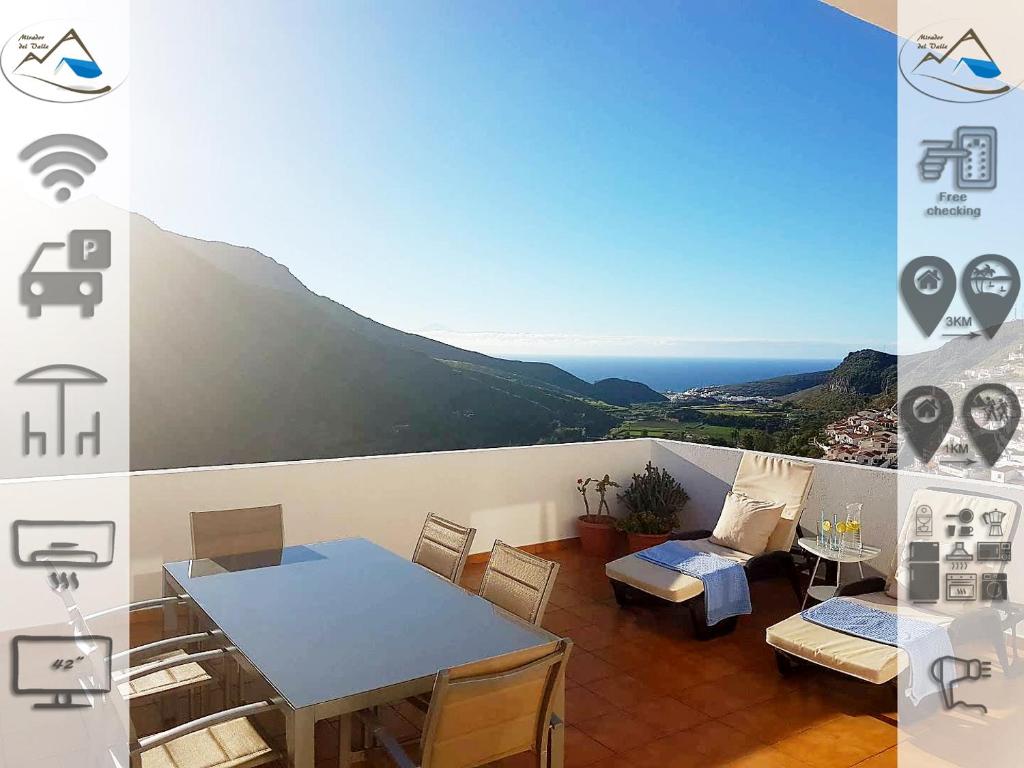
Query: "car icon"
20 241 105 318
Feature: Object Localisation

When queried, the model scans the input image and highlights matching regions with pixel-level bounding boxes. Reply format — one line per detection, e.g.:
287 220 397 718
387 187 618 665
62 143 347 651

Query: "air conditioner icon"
20 230 110 318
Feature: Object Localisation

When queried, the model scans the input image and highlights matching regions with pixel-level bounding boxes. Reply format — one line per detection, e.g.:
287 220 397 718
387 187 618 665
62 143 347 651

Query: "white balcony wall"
650 440 899 574
12 437 1024 612
125 439 914 599
129 439 650 597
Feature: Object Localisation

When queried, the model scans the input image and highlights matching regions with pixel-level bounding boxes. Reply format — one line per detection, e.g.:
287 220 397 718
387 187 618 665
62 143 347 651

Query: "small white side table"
797 536 882 609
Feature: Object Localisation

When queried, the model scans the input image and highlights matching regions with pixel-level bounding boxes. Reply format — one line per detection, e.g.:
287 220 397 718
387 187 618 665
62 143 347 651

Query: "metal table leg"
286 707 315 768
802 555 822 609
338 713 353 768
549 668 565 768
161 575 180 725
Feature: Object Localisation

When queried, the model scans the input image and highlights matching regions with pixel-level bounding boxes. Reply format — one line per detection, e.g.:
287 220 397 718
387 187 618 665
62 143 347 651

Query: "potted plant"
575 474 621 558
617 462 689 553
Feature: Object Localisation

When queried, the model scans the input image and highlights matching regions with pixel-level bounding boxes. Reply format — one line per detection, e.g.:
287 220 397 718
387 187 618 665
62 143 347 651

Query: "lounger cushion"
766 593 951 684
733 453 814 553
710 492 784 556
605 539 751 603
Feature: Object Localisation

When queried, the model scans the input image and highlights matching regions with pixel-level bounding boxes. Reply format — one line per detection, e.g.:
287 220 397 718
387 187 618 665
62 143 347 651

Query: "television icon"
11 635 112 709
12 520 116 567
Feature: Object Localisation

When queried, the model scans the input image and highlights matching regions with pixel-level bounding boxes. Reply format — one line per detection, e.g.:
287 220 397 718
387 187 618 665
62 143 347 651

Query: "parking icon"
68 230 111 269
21 230 110 318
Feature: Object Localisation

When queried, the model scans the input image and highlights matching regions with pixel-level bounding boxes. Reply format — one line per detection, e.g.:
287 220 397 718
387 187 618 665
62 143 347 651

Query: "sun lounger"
606 451 814 639
767 488 1019 703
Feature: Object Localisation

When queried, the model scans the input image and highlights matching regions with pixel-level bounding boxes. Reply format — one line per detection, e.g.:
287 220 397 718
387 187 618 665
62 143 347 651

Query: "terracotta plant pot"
576 515 620 558
626 532 670 554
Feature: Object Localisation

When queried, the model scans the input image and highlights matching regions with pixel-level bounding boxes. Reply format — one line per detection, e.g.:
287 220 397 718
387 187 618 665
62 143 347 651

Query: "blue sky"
132 0 895 358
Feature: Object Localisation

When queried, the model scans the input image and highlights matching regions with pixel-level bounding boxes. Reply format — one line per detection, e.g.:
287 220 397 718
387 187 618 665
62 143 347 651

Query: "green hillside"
713 369 831 397
130 215 661 469
783 349 896 417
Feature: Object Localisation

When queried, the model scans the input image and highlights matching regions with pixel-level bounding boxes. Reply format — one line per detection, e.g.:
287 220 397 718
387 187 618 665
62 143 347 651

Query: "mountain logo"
899 25 1019 103
1 21 127 103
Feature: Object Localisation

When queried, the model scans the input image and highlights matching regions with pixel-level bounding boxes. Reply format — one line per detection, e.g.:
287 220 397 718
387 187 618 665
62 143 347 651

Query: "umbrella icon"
16 364 105 456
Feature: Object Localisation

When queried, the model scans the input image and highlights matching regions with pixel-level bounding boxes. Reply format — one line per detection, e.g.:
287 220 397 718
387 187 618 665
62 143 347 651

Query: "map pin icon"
901 257 956 336
962 383 1021 466
962 254 1020 339
899 386 954 462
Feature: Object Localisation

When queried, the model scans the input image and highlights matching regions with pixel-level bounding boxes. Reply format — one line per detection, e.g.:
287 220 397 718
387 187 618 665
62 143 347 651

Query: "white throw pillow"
710 491 785 556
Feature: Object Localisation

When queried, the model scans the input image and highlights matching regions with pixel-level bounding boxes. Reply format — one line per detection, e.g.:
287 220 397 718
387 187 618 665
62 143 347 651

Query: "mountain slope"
711 369 831 398
782 350 896 417
591 378 668 406
900 320 1024 390
130 215 661 469
159 224 663 404
818 349 896 396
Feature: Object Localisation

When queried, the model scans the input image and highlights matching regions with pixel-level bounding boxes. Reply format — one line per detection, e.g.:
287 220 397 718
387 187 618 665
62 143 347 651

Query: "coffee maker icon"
915 505 934 537
982 509 1006 538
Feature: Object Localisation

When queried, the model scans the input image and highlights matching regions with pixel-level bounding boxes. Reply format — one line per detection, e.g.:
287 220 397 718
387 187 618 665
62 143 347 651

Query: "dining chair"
412 513 476 583
478 541 559 626
57 588 216 725
176 504 284 716
189 504 284 560
116 635 270 768
358 639 571 768
130 698 281 768
114 630 228 702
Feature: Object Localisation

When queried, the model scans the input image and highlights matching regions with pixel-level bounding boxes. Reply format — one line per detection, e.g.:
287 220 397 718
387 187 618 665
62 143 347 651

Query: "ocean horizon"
524 356 840 393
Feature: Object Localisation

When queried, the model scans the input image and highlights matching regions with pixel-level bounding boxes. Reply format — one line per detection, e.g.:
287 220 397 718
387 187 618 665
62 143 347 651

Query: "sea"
527 356 840 394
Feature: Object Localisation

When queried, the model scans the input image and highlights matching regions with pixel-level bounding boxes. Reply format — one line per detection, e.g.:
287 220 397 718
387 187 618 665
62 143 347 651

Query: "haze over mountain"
901 320 1024 389
130 215 663 470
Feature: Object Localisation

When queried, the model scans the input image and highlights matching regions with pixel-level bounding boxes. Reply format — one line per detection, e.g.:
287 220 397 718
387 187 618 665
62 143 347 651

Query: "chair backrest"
478 542 559 626
731 451 814 553
413 513 477 583
420 639 571 768
189 504 284 560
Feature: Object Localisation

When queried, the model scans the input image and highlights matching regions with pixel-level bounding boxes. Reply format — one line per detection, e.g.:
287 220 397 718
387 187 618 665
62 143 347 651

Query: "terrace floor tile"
134 542 897 768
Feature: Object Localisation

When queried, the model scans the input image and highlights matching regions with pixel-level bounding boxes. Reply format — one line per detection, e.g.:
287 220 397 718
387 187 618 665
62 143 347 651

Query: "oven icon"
946 572 978 601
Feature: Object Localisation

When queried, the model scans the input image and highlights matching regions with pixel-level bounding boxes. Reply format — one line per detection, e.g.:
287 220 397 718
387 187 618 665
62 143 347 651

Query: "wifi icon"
18 134 108 203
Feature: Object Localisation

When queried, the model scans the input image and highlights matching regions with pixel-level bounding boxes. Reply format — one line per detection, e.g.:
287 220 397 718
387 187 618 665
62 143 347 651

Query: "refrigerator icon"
908 541 940 603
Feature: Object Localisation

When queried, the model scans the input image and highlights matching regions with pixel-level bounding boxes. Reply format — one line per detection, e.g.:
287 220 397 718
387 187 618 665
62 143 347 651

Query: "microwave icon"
977 542 1012 562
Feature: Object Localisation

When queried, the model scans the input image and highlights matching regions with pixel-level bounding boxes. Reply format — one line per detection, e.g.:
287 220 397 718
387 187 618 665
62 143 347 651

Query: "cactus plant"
616 462 688 535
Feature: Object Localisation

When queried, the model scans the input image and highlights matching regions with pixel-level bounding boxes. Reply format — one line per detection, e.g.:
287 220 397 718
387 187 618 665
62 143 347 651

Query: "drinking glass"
845 502 863 553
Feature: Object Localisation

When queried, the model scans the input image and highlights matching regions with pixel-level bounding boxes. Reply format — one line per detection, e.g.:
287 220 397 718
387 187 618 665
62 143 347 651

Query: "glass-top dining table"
161 537 565 767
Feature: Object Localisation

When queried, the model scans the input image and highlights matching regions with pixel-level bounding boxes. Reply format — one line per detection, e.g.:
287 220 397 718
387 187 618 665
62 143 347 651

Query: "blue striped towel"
636 541 751 626
802 597 952 703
